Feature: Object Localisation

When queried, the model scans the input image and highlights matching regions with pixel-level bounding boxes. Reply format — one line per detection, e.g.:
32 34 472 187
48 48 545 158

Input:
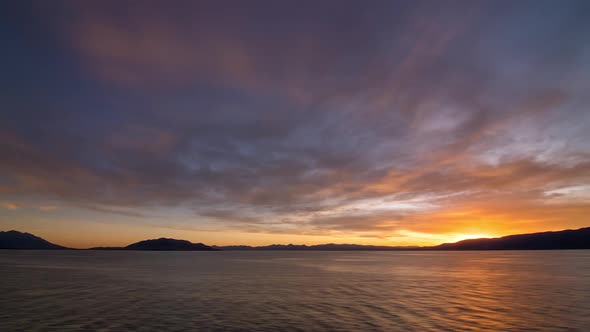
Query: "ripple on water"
0 250 589 331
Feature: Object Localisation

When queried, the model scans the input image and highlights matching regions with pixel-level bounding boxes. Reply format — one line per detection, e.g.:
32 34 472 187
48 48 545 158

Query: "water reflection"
0 251 589 331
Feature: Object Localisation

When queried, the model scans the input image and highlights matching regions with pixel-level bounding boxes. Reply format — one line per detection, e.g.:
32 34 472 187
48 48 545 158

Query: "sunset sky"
1 1 589 248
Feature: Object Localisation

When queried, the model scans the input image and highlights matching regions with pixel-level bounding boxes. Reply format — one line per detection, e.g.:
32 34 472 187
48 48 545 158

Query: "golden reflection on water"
0 250 589 331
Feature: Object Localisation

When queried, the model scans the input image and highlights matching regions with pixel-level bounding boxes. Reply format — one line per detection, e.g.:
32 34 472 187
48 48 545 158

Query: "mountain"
434 227 590 250
215 244 309 250
88 246 126 250
311 244 420 251
215 243 420 251
217 228 590 251
124 238 217 251
2 227 590 250
0 230 69 249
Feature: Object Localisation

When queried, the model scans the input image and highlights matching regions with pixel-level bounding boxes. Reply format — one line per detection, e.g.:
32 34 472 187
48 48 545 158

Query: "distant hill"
217 228 590 251
124 238 217 251
215 243 420 251
215 244 309 251
91 238 217 251
0 230 69 250
434 227 590 250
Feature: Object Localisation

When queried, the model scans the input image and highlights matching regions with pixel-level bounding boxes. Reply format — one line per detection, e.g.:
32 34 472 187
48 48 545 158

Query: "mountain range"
213 244 421 251
1 227 589 250
0 230 68 250
92 238 218 251
434 227 590 250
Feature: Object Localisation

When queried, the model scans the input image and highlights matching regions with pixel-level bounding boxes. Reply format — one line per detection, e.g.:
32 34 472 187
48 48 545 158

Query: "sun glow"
451 233 494 242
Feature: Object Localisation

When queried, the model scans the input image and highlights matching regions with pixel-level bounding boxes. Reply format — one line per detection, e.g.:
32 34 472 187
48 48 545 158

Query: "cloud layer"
1 0 589 244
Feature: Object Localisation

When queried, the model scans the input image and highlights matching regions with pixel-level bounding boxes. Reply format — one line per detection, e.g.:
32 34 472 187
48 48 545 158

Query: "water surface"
1 251 589 331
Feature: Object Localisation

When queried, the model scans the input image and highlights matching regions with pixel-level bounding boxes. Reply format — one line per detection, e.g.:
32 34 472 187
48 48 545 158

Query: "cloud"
0 202 19 210
38 205 59 211
1 0 589 242
0 200 59 212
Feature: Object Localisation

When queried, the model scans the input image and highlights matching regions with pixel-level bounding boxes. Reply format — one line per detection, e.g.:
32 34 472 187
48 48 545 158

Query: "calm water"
1 251 589 331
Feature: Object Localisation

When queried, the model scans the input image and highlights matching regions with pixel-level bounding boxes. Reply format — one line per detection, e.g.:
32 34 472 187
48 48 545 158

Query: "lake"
1 250 589 331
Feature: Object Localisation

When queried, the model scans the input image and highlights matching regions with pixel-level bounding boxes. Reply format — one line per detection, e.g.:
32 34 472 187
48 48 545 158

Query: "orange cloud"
0 202 19 210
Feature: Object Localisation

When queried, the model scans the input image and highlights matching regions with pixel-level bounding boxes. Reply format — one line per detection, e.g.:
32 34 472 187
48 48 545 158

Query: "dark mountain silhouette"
216 227 590 250
124 238 217 251
88 246 126 250
215 243 419 251
90 238 218 251
312 244 420 250
2 227 589 250
91 238 217 251
434 227 590 250
0 230 69 249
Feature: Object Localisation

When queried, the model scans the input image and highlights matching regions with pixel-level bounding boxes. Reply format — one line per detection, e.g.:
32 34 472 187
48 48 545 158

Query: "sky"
1 0 589 248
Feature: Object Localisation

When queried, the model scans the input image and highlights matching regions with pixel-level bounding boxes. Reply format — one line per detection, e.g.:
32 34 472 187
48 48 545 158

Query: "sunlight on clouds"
0 201 60 212
0 201 19 210
544 185 590 203
335 194 437 214
450 233 494 242
38 205 59 211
